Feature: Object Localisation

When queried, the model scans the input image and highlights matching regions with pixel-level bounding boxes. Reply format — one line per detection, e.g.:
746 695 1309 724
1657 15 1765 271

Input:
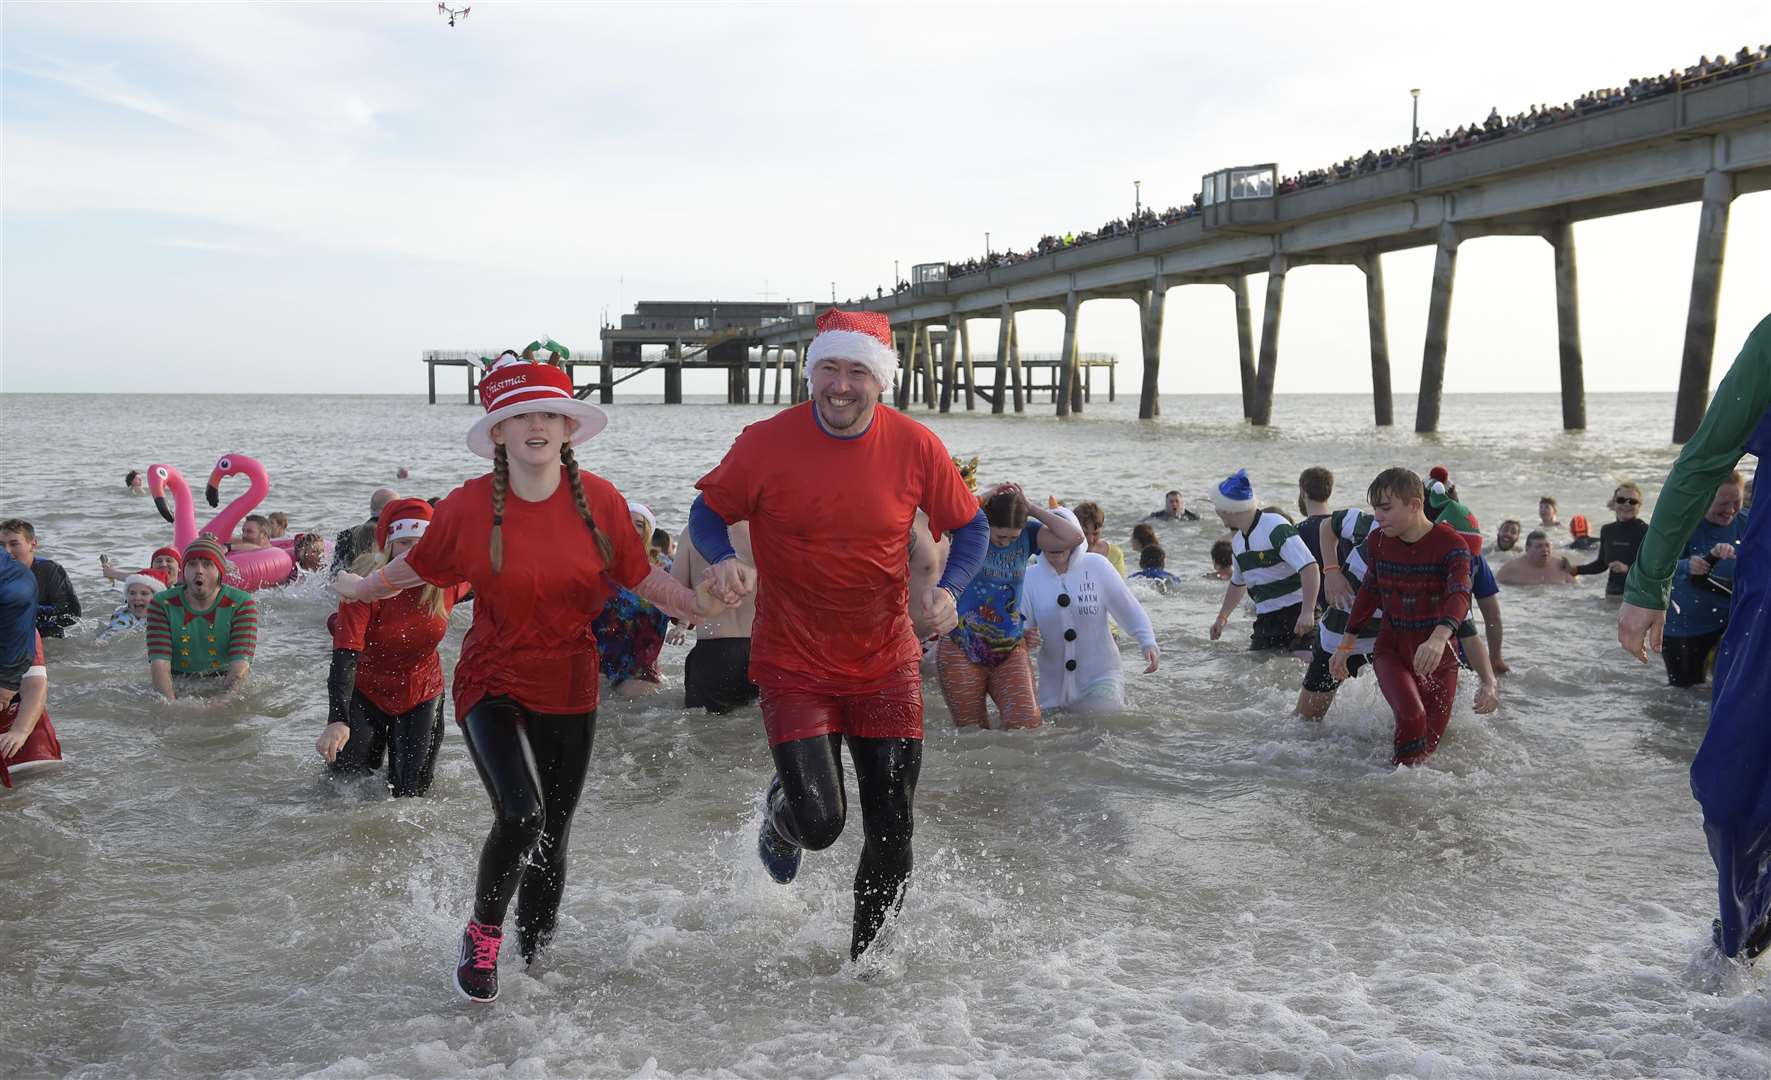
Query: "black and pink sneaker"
454 919 502 1003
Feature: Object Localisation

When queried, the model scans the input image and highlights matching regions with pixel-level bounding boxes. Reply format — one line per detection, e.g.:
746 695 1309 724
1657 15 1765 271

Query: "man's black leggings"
461 697 597 962
329 692 445 798
1664 628 1726 688
767 734 922 960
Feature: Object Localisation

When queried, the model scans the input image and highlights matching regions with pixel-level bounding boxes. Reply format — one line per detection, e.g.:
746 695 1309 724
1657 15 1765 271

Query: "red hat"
1429 465 1450 485
150 546 183 567
805 308 898 390
465 355 608 460
125 569 170 592
375 497 434 550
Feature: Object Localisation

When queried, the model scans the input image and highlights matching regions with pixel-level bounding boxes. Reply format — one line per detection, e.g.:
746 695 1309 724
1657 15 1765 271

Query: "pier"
749 68 1771 441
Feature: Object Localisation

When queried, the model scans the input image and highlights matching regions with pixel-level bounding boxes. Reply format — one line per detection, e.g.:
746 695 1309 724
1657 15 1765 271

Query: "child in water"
1129 545 1181 593
100 572 166 641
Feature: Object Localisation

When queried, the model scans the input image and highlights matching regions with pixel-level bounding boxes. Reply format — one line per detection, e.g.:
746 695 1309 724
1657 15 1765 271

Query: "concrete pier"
1251 257 1286 427
1415 223 1461 434
1673 170 1735 443
1137 281 1165 419
1546 222 1586 430
1360 255 1394 427
1231 276 1256 421
959 319 976 410
992 310 1013 415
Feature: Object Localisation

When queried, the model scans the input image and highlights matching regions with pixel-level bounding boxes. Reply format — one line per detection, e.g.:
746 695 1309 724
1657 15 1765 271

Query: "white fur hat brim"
466 399 608 460
805 329 898 391
1213 493 1257 513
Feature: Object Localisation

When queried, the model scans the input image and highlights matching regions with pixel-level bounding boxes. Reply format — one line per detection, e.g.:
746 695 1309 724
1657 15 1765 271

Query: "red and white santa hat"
125 569 170 592
375 497 435 550
805 308 898 391
466 354 609 459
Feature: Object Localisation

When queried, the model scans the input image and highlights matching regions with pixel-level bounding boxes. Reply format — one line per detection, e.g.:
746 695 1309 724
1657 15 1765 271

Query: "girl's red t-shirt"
331 583 472 716
403 467 652 721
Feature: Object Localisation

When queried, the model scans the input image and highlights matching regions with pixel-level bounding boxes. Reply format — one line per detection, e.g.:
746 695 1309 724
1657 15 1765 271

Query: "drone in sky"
437 3 470 27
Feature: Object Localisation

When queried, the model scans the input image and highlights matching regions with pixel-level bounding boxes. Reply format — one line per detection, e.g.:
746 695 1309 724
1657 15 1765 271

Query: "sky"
2 0 1768 399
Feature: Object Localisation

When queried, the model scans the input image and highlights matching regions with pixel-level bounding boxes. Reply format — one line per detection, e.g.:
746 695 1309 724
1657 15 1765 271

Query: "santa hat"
804 308 898 391
466 354 608 460
150 546 183 568
1215 469 1257 513
375 497 434 550
627 500 657 537
1429 465 1450 486
125 569 169 592
183 535 232 574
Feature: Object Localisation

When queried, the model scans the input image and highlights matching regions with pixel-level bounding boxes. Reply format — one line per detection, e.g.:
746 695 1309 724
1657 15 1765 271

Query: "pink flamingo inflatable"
147 463 200 550
202 453 293 589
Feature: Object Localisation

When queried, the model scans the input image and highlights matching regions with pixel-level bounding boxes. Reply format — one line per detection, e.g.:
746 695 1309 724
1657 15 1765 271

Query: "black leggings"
329 692 444 798
767 734 922 960
1664 628 1726 688
461 697 597 962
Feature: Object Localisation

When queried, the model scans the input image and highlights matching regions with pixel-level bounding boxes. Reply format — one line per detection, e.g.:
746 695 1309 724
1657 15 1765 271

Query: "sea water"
0 392 1765 1079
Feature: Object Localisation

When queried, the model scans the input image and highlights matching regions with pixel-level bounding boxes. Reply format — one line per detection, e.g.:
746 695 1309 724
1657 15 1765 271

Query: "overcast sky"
3 0 1767 398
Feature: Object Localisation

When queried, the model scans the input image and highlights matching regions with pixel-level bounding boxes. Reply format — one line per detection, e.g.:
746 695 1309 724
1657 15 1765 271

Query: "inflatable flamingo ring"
147 463 201 550
203 453 294 590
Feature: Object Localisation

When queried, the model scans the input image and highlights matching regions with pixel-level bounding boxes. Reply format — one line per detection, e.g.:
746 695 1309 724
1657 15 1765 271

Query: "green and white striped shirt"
1319 508 1379 654
1230 511 1315 614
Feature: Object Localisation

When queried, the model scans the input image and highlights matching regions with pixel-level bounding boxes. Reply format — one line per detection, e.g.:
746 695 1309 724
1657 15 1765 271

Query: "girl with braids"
336 353 727 1003
317 498 468 797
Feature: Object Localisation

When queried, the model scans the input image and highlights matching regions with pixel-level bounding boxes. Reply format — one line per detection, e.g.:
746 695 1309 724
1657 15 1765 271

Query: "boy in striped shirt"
1328 468 1478 766
146 536 257 701
1209 470 1320 652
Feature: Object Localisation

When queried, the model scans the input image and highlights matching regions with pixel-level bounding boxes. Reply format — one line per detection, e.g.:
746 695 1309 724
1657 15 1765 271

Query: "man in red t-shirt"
1329 467 1474 766
691 308 989 961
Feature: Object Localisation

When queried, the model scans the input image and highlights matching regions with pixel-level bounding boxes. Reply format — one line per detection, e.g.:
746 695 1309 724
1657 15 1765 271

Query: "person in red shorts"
318 498 470 798
0 631 63 789
690 308 990 962
336 350 727 1003
1329 467 1474 766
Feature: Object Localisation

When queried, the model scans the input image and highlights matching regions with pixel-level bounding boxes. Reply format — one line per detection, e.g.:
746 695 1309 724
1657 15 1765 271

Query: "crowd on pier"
939 46 1770 283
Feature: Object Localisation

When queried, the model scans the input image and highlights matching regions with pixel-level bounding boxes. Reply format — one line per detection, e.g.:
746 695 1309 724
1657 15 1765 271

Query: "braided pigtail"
560 445 615 564
490 444 509 574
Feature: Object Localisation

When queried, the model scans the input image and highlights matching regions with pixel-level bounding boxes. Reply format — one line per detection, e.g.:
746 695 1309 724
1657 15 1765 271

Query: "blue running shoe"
757 776 801 884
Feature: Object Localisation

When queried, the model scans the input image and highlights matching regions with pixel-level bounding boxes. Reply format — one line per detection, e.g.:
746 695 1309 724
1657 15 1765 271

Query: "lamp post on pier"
1134 179 1142 226
1411 88 1421 143
985 231 991 257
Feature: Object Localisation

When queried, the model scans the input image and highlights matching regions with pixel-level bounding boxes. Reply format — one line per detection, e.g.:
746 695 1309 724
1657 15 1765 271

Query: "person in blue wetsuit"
1660 474 1747 687
1620 311 1771 961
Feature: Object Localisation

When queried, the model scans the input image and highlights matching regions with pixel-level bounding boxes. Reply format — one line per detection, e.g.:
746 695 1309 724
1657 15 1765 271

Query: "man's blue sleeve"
687 495 737 565
936 511 990 597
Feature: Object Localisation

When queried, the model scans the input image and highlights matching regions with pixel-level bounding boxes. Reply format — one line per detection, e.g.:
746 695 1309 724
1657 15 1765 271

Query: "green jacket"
1624 313 1771 610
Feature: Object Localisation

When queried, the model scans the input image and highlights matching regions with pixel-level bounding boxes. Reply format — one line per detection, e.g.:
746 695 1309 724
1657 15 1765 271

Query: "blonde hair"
488 442 615 574
351 546 448 619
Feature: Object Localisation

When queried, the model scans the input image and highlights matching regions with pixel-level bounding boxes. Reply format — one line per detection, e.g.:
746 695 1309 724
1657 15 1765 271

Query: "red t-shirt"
404 467 652 721
696 404 980 695
332 583 472 715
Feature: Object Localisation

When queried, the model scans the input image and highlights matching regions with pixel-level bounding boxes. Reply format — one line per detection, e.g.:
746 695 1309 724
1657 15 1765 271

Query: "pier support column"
755 348 766 402
1251 257 1286 427
1010 319 1025 413
663 362 682 405
1546 222 1586 431
1360 255 1394 426
1415 223 1460 433
1230 276 1256 420
599 339 615 405
769 347 781 404
1058 291 1080 417
940 319 958 413
992 308 1013 415
467 366 477 405
1137 281 1165 420
919 324 937 411
428 362 437 405
959 319 976 410
896 328 913 410
793 341 808 404
1673 170 1734 443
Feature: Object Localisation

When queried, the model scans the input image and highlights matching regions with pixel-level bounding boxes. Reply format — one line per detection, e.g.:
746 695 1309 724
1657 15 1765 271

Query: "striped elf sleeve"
146 597 173 664
229 595 259 663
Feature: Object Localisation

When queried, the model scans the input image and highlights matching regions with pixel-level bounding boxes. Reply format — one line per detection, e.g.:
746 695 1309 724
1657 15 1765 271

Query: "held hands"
919 587 959 637
1413 634 1450 679
1617 601 1665 663
1322 571 1355 611
1209 615 1228 642
316 722 350 763
1142 646 1160 674
706 558 756 607
333 572 365 603
1607 560 1630 574
693 569 737 620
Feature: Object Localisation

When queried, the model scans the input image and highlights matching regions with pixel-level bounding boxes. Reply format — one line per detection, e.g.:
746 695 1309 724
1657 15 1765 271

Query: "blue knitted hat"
1216 469 1257 513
